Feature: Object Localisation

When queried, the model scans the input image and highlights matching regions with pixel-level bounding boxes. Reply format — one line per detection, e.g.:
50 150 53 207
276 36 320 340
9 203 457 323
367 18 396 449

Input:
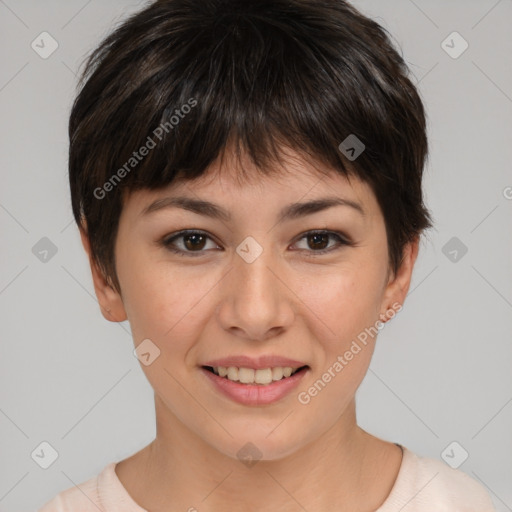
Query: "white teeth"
255 368 273 384
272 367 283 380
227 367 238 381
211 366 303 385
238 367 255 383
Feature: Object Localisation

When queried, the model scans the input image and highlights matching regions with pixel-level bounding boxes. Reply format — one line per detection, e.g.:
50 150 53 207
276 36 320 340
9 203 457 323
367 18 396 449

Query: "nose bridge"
217 235 293 340
234 236 279 306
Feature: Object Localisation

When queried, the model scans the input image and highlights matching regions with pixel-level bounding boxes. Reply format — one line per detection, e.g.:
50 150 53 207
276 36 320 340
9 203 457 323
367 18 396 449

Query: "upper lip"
202 355 308 370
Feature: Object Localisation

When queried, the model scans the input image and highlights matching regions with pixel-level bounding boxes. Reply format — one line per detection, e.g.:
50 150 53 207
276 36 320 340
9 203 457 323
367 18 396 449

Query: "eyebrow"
140 195 365 223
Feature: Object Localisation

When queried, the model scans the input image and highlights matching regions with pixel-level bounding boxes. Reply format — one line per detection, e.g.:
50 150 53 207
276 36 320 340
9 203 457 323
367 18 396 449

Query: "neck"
118 396 401 512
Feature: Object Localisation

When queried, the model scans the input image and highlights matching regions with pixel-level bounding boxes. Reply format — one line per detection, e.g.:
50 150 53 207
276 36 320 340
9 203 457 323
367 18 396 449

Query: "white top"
38 446 496 511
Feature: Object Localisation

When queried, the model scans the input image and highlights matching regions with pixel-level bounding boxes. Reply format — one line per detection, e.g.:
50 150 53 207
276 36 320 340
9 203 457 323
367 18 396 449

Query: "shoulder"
379 446 496 511
37 464 113 512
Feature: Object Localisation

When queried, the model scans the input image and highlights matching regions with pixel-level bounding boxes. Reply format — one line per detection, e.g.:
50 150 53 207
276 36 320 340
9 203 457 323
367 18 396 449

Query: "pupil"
185 234 205 250
309 233 328 250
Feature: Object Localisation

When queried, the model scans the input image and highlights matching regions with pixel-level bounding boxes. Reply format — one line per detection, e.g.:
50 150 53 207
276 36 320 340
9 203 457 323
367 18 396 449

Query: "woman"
39 0 496 509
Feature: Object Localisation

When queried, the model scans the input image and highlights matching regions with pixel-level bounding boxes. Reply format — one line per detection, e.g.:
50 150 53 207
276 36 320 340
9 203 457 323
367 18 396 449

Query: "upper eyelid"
164 229 220 245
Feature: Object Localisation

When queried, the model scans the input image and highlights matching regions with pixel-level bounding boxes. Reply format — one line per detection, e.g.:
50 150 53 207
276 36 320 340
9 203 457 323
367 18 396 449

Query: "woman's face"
88 149 417 461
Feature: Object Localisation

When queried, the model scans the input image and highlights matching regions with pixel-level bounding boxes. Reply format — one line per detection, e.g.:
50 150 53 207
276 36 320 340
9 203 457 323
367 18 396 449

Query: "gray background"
0 0 511 510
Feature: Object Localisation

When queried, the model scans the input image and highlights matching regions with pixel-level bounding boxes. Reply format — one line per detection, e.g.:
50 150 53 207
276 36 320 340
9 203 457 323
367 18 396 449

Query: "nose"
215 244 295 342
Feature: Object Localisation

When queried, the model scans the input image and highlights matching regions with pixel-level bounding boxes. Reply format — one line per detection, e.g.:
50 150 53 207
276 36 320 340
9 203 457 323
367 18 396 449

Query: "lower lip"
200 367 309 406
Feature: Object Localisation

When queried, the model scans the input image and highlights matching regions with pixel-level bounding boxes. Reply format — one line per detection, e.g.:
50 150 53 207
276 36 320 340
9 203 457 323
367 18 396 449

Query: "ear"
378 236 420 322
79 225 127 322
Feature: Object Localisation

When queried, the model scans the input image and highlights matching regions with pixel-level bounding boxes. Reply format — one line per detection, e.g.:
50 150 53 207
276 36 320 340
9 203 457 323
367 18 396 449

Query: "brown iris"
307 233 330 251
183 233 207 251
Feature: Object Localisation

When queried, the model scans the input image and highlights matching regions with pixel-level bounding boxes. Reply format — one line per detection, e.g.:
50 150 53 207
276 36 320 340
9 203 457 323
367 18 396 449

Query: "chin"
209 427 309 464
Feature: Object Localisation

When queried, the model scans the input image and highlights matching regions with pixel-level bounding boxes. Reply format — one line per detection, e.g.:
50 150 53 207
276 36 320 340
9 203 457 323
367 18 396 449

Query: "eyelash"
160 229 353 257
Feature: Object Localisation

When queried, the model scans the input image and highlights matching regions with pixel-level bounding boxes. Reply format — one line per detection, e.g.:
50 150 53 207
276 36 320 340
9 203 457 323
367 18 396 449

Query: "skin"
81 147 419 512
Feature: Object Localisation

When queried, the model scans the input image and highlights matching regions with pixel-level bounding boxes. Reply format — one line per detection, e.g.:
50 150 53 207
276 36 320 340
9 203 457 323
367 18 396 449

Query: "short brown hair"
69 0 433 294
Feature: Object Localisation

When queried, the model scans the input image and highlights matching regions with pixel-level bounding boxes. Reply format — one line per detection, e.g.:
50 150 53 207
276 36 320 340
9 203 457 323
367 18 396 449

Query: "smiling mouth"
202 365 309 385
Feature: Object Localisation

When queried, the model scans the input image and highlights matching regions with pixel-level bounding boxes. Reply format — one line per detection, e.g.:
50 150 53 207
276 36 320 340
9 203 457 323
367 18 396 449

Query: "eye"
160 229 353 257
292 230 352 255
161 230 220 256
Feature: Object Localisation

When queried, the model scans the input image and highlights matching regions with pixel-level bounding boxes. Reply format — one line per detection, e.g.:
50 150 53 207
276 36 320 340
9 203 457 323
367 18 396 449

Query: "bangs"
71 1 407 206
69 0 432 292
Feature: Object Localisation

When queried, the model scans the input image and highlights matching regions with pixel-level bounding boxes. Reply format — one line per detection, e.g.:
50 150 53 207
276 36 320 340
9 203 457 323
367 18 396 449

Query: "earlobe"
379 237 420 322
79 225 128 323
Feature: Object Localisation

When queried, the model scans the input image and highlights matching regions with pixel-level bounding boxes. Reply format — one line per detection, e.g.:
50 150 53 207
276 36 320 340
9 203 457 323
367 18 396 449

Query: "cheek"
118 256 219 352
295 262 384 345
294 269 381 414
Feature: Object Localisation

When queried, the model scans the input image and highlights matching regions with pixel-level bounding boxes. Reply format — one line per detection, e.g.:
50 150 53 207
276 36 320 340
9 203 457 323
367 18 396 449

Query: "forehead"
122 147 378 218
